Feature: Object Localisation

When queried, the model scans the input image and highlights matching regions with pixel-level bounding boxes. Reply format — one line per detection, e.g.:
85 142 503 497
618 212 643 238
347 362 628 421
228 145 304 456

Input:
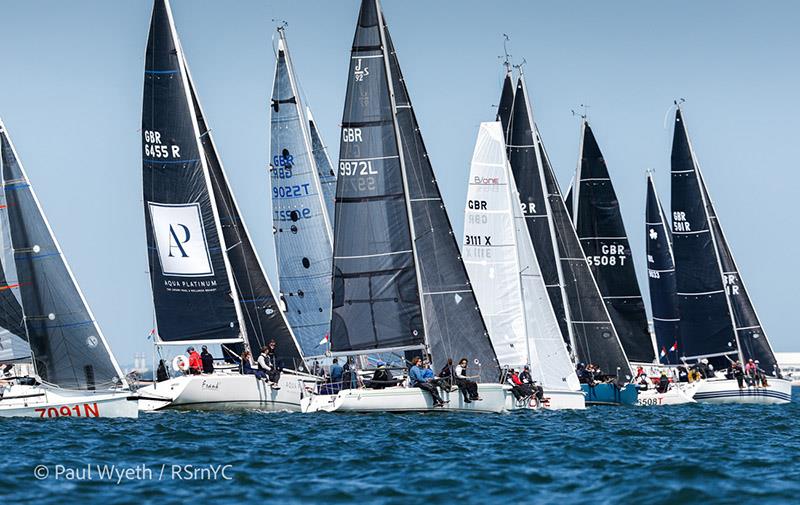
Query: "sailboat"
0 119 137 418
463 121 585 410
670 105 790 404
270 27 336 356
301 0 510 414
570 121 694 405
136 0 316 412
506 74 637 405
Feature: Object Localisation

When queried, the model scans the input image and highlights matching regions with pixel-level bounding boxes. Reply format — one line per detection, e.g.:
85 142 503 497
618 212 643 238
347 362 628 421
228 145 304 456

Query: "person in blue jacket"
409 356 446 407
329 358 344 393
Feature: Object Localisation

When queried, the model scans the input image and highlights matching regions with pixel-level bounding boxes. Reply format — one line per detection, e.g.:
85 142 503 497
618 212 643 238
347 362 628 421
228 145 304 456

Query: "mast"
573 119 655 363
1 119 125 389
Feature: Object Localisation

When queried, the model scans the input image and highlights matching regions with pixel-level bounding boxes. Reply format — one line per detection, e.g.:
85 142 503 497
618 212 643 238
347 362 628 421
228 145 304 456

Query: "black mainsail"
496 70 514 136
1 120 124 389
332 0 500 382
573 120 655 363
670 107 739 369
142 0 303 367
645 173 680 364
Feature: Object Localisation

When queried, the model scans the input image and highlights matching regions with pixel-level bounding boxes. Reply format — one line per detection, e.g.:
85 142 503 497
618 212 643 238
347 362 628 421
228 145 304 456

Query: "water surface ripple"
4 389 799 504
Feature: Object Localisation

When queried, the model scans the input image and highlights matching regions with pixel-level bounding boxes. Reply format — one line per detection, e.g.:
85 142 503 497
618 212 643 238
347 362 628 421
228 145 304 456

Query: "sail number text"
586 244 626 267
143 130 181 159
672 211 691 232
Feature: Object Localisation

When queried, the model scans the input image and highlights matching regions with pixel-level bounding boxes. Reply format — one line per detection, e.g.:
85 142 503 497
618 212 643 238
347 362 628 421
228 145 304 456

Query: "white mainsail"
464 122 579 392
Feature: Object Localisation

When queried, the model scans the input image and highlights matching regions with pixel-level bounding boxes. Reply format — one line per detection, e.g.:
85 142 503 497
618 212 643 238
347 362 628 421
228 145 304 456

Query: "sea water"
3 389 799 504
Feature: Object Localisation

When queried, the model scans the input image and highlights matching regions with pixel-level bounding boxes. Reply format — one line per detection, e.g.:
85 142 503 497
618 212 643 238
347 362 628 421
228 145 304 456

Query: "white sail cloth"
464 122 579 392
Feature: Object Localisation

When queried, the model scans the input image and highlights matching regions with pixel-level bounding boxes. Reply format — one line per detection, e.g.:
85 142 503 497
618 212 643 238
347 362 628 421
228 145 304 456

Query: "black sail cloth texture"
670 108 737 369
646 174 681 364
574 122 655 363
332 0 501 382
142 0 240 343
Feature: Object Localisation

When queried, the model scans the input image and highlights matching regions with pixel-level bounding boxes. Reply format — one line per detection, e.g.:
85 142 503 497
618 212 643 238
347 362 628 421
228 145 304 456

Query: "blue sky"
0 1 797 363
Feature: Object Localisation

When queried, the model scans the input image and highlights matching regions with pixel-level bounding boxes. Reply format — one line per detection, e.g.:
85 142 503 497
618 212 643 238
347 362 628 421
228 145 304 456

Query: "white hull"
636 382 698 406
137 370 317 412
301 383 510 413
0 384 138 418
694 377 792 404
506 388 586 411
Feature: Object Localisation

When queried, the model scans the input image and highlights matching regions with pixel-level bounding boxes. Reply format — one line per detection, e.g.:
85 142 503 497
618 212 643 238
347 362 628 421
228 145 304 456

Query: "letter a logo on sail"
148 202 213 277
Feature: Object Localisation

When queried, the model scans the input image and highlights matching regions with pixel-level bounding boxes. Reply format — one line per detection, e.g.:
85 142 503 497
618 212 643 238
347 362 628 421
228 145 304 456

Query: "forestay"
270 28 334 356
0 121 124 389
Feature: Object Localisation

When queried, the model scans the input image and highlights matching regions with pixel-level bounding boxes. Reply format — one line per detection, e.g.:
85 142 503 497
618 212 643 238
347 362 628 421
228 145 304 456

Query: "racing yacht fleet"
0 0 792 417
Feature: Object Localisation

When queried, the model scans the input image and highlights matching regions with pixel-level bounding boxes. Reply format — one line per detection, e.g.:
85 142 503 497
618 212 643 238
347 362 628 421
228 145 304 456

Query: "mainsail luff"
270 28 334 356
0 120 125 389
670 107 739 367
185 61 304 367
536 124 632 376
142 0 243 344
645 173 681 363
573 120 655 363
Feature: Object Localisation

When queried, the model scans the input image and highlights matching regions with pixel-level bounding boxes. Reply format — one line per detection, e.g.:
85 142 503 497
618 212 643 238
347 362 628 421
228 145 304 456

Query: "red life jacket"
511 373 523 386
189 351 202 370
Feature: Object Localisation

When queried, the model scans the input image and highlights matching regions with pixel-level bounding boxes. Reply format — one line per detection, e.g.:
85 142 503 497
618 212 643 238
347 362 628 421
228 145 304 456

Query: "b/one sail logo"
148 203 213 277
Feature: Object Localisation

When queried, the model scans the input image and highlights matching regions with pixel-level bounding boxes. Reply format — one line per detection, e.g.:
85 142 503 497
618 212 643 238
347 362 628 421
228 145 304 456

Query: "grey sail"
698 171 778 372
331 0 425 354
537 123 631 375
333 0 500 382
270 28 334 356
0 121 124 389
573 121 655 363
187 61 305 369
670 107 737 368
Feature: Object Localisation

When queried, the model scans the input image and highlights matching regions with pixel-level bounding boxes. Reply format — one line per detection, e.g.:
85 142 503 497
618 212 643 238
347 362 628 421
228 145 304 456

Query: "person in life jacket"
257 346 281 389
519 365 543 401
656 370 670 394
408 356 447 407
506 369 528 401
731 360 745 388
744 359 757 386
187 347 202 375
